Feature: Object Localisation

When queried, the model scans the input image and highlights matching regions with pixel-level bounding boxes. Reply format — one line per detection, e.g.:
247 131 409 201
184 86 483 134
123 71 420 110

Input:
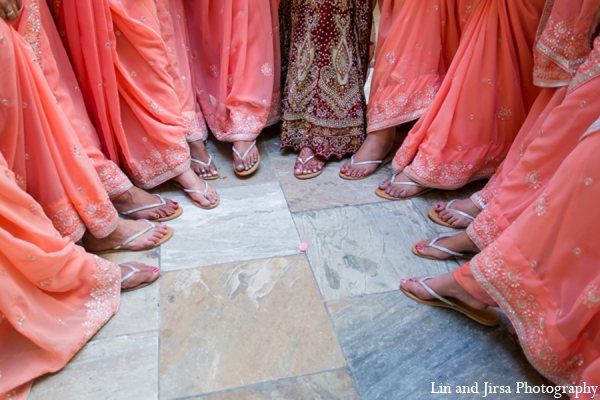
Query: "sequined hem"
280 121 364 160
45 199 118 241
126 144 191 190
470 177 499 210
201 104 270 142
466 209 500 250
96 162 133 200
400 151 501 191
182 112 209 143
470 246 584 386
81 256 120 342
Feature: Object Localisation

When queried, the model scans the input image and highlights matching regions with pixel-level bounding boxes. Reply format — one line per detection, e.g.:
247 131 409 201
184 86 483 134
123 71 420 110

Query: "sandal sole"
400 286 500 326
375 187 433 201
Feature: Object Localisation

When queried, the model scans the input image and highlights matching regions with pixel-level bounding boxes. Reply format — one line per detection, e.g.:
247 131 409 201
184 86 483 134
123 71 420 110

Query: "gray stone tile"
159 255 346 398
159 182 301 272
29 332 158 400
327 291 550 400
190 369 359 400
262 131 393 213
293 202 459 302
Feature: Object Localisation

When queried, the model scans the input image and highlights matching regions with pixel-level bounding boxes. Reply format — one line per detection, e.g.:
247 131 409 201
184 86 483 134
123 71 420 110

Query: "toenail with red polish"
436 204 441 209
417 245 423 250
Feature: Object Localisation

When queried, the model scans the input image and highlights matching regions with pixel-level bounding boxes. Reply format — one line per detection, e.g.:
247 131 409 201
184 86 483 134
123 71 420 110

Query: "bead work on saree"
533 0 596 87
96 162 132 199
471 246 585 386
126 142 190 190
280 0 370 158
23 0 43 71
82 256 121 342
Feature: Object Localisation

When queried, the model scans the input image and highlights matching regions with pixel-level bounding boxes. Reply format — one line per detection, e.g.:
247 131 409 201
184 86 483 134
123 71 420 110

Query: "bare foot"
112 186 178 220
413 232 479 260
434 198 480 228
189 140 219 179
294 147 325 176
120 262 160 291
378 172 430 198
173 168 219 207
83 219 169 253
340 127 395 178
400 272 488 311
233 140 259 172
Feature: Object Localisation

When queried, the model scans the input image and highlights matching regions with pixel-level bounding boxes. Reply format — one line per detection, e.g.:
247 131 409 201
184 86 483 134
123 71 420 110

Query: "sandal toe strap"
232 141 257 161
446 199 475 220
428 236 465 257
114 220 155 250
119 194 166 216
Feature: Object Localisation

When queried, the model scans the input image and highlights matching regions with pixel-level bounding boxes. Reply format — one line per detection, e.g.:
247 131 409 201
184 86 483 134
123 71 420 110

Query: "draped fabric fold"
185 0 281 142
55 0 198 189
392 0 545 189
0 2 119 241
0 151 120 399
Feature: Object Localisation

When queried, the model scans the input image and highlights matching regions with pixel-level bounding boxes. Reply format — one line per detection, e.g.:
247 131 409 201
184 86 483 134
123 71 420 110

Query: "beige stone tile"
29 332 158 400
192 369 359 400
158 182 301 272
159 255 346 398
293 201 459 302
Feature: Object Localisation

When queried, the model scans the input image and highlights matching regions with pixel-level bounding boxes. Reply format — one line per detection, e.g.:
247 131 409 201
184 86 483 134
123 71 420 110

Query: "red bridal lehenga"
279 0 373 159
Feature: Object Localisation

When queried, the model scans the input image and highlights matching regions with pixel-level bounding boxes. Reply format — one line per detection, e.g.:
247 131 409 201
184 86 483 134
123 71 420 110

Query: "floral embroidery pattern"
471 245 586 385
280 0 371 158
582 285 600 309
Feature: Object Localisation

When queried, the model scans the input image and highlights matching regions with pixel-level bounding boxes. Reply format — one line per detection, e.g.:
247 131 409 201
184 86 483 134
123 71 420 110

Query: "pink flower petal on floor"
299 242 308 252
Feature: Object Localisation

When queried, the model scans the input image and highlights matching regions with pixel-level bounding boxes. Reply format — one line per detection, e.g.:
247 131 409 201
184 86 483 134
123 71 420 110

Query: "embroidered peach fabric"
466 7 600 249
0 6 118 241
456 115 600 387
185 0 281 142
467 0 600 211
39 0 132 200
55 0 195 189
392 0 545 190
0 155 121 399
532 0 600 87
366 0 470 133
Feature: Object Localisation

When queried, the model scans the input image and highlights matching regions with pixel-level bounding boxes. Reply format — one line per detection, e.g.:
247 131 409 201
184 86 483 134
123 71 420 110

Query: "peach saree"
184 0 281 142
455 58 600 386
0 3 118 241
467 0 600 247
53 0 201 189
392 0 545 189
0 155 120 399
366 0 469 132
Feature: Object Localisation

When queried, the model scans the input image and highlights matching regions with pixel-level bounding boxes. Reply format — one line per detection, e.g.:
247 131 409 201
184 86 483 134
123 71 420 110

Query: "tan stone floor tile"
157 182 301 272
293 201 459 302
159 255 346 398
191 369 359 400
29 332 158 400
